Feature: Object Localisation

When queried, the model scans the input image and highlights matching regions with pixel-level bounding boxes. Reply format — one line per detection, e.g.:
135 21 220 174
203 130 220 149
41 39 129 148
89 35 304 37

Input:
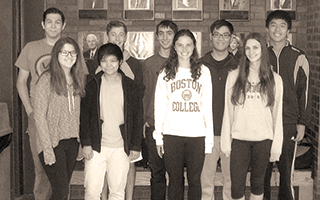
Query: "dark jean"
264 124 297 200
164 135 205 200
145 125 166 200
39 138 79 200
230 139 272 199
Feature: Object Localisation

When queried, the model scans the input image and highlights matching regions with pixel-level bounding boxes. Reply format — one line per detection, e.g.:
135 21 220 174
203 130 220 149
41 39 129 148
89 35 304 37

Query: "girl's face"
245 39 261 64
100 54 120 76
174 35 195 61
229 39 238 50
58 43 77 70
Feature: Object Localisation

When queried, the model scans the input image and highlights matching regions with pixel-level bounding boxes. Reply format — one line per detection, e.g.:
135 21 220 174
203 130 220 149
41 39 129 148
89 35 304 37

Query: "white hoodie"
153 65 214 153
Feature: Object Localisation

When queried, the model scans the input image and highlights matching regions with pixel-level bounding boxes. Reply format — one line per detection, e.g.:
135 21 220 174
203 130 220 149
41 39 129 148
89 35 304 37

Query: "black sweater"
199 52 239 136
80 71 144 155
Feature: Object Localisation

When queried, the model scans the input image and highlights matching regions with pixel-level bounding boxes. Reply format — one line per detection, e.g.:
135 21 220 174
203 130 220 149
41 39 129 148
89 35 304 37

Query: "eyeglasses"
60 50 78 57
212 32 231 40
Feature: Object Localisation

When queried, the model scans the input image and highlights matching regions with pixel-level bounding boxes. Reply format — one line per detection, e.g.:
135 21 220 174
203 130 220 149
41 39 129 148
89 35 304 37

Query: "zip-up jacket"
199 52 239 136
80 71 144 155
268 44 312 126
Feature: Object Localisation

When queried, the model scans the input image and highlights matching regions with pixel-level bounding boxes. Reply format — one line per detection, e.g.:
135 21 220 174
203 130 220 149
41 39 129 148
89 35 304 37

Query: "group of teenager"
15 6 311 200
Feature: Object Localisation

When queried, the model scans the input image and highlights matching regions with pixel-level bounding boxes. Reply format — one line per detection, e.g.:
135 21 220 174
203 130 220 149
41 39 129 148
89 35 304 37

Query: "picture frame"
128 0 150 10
78 31 107 53
219 0 250 21
266 0 296 20
270 0 293 10
172 0 203 21
124 32 154 59
124 0 154 20
78 0 108 19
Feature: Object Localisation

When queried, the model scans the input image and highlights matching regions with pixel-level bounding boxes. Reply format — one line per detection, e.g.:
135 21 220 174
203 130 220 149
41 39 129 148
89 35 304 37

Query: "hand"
129 150 140 162
44 150 56 166
224 150 231 158
143 122 150 138
82 146 94 160
26 109 34 117
294 124 305 142
156 145 164 158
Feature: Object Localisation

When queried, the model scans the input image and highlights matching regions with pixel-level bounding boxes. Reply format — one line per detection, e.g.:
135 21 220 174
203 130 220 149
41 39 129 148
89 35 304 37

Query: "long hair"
231 32 275 106
46 37 87 97
163 29 201 81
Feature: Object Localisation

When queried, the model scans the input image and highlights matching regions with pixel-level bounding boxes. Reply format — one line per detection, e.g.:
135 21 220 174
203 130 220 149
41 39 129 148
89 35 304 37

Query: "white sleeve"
270 74 284 161
201 66 214 153
153 72 169 145
220 72 234 157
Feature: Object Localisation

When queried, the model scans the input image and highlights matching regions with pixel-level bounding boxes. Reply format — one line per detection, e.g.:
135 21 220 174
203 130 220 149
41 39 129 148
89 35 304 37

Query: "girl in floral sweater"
34 37 87 200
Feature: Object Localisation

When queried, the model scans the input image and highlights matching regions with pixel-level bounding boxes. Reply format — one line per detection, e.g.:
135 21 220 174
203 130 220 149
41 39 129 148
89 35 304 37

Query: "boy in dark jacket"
264 10 312 200
80 43 144 200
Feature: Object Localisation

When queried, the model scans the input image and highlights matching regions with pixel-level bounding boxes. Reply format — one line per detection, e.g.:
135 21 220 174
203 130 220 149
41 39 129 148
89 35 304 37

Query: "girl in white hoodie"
221 32 283 200
153 29 213 200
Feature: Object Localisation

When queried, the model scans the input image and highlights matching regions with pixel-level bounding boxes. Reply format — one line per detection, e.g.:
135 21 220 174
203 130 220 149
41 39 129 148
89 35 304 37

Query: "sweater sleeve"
270 74 284 161
142 61 150 123
80 76 96 147
201 66 214 153
220 71 235 157
34 73 56 165
153 71 168 146
295 54 312 127
130 82 144 151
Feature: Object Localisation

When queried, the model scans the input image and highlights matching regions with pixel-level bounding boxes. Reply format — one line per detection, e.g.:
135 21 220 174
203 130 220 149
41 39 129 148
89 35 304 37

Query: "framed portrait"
172 0 203 21
270 0 293 10
124 32 154 59
128 0 150 9
219 0 250 21
124 0 154 20
78 31 107 53
266 0 296 20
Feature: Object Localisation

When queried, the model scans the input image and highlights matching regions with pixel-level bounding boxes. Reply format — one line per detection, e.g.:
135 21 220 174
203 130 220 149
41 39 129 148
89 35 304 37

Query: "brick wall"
300 0 320 200
45 0 320 199
45 0 298 56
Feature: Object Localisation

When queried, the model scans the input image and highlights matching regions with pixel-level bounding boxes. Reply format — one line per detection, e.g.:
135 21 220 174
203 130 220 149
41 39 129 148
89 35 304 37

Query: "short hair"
97 43 123 67
210 19 234 34
106 21 127 35
43 7 65 25
156 20 179 35
266 10 292 30
86 34 98 42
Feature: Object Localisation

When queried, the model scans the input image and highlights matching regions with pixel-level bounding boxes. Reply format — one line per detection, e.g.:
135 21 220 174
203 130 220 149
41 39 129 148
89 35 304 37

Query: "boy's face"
41 13 65 40
100 54 121 76
267 18 289 44
157 26 175 51
107 27 126 51
210 26 231 53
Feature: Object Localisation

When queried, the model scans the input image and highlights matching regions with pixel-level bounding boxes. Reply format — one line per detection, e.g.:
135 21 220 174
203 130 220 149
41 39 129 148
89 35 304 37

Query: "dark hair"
106 21 127 35
231 32 275 106
46 37 86 97
266 10 292 30
43 7 65 25
97 43 123 68
163 29 201 81
156 20 179 35
210 19 234 34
